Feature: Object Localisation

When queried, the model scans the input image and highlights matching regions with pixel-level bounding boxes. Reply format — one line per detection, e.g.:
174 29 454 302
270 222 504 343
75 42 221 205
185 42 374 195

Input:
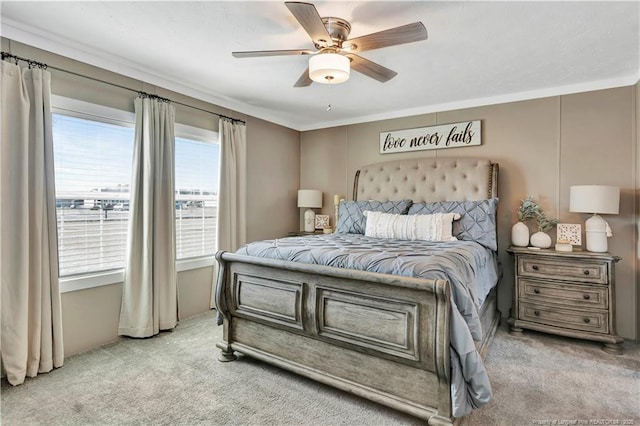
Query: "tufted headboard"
353 157 498 202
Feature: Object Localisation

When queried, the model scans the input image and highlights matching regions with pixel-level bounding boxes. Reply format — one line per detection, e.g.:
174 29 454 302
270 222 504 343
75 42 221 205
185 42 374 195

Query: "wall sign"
379 120 482 154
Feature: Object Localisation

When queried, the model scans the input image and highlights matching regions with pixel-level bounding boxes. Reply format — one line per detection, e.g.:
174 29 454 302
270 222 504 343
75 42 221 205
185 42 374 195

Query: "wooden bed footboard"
215 250 461 424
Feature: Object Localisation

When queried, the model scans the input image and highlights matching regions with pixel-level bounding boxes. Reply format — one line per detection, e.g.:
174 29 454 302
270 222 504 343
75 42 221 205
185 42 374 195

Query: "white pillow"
364 211 460 242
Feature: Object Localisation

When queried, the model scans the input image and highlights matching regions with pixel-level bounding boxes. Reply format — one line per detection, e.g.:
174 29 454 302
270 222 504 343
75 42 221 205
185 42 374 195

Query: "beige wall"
3 38 301 356
301 87 638 341
636 81 640 339
61 283 123 355
299 126 348 230
247 117 300 241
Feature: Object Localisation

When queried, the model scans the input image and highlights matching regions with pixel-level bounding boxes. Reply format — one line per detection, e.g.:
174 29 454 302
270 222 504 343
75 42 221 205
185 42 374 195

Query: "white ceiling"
2 1 639 131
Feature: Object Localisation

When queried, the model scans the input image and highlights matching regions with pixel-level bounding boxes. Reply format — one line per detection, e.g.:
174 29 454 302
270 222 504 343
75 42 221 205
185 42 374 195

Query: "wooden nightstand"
287 231 324 237
507 246 623 354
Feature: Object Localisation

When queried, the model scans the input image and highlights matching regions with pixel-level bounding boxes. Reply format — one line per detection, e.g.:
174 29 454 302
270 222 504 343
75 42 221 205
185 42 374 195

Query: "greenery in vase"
536 213 558 233
517 196 541 222
516 195 558 232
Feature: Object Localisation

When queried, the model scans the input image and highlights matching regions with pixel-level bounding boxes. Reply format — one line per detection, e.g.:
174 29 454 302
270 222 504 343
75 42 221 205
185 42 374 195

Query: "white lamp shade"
297 190 323 208
569 185 620 215
309 53 350 84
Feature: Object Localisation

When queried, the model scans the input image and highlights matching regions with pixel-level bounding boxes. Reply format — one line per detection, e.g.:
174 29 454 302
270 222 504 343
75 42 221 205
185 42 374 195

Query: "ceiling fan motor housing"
315 17 352 49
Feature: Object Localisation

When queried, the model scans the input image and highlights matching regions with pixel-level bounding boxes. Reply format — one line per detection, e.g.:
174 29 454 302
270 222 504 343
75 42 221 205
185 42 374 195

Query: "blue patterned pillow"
336 200 413 234
407 198 499 250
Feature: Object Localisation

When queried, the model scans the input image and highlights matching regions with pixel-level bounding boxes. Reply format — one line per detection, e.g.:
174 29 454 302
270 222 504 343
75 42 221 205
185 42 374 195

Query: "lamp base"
304 209 315 233
585 214 610 253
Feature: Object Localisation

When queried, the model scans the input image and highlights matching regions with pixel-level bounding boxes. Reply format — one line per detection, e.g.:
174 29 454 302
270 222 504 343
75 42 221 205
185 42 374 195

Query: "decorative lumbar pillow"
364 211 460 241
336 200 412 234
407 198 499 250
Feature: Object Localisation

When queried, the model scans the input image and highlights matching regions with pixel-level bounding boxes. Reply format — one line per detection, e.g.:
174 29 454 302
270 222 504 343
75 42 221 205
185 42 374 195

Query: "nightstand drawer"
518 257 608 284
519 279 608 309
519 302 609 334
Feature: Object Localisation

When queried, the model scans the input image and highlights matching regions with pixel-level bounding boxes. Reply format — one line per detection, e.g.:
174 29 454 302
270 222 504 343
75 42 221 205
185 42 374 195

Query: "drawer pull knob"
533 288 540 294
583 294 590 300
583 270 590 275
583 318 591 324
532 265 539 271
534 310 540 316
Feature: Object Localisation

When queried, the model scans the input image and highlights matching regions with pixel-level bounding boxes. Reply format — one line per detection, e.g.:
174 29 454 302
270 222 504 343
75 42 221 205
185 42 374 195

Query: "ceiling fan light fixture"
308 53 350 84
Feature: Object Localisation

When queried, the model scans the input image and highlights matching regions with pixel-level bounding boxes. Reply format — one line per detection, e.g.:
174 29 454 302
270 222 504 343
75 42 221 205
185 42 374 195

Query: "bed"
214 157 501 425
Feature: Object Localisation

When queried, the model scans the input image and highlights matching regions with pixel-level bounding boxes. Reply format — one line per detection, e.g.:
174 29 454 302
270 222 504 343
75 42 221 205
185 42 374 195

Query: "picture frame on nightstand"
315 214 330 230
557 223 581 246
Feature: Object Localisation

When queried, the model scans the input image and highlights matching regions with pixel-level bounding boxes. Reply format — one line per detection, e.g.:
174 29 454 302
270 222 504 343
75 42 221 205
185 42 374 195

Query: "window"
52 96 219 289
174 129 219 260
52 100 135 277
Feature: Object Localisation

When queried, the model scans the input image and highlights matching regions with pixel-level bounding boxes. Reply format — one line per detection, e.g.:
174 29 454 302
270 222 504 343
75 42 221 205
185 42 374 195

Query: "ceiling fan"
232 1 428 87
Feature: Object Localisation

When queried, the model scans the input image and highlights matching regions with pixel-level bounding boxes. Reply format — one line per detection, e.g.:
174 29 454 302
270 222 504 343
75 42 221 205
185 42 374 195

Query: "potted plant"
511 196 539 247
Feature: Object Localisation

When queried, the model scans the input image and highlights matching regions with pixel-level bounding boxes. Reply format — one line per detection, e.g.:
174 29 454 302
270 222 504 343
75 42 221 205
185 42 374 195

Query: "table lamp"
298 189 323 232
569 185 619 252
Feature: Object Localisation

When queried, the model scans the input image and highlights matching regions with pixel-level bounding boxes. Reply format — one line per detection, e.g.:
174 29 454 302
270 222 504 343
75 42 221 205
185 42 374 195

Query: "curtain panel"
211 118 247 309
0 61 64 385
118 97 178 338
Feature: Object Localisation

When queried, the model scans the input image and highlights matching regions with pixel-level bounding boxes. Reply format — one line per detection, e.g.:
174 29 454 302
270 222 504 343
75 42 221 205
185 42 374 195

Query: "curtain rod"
1 51 246 125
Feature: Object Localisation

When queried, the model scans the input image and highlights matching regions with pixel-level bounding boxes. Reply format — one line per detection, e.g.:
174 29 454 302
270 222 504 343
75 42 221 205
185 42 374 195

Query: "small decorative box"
555 240 573 252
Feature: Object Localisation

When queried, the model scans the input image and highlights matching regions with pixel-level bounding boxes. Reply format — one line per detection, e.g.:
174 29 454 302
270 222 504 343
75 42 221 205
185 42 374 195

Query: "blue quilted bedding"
236 233 499 417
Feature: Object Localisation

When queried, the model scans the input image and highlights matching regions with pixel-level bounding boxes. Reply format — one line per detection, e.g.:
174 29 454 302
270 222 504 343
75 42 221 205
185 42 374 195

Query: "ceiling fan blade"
285 2 333 46
343 22 427 53
233 49 315 58
346 54 397 83
294 68 313 87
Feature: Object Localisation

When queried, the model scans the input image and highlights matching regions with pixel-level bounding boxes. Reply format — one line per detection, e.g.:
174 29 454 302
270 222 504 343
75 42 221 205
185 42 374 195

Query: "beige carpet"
2 310 638 425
